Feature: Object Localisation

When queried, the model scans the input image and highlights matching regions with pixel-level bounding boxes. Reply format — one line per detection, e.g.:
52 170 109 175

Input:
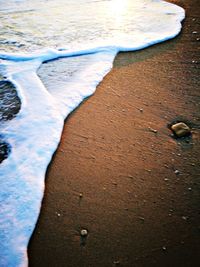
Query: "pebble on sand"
174 170 180 175
80 229 88 237
171 122 191 137
148 127 158 134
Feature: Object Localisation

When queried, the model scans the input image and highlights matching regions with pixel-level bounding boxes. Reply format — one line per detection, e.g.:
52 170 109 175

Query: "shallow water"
0 0 184 52
0 1 185 266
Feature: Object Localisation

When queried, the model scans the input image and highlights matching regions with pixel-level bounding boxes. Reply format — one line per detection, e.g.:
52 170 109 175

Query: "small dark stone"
0 141 11 163
0 80 21 121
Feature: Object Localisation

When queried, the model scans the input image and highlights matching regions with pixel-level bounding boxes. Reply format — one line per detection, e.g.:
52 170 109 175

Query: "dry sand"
28 1 200 266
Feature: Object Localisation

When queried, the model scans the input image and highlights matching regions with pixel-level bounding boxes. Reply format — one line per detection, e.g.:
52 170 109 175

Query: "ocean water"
0 0 185 266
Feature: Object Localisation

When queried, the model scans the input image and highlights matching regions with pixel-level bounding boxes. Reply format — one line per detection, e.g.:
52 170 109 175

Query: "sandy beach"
27 1 200 266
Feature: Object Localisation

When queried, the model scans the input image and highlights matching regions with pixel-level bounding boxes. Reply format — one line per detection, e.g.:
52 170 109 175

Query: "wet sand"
28 1 200 266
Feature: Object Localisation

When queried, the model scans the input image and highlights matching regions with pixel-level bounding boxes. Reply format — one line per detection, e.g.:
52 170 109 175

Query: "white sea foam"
0 0 185 266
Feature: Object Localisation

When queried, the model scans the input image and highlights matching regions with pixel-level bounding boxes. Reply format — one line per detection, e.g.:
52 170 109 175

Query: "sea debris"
170 122 191 138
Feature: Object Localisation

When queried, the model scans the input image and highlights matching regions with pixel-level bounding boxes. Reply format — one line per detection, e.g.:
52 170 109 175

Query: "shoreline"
28 0 200 266
0 0 199 266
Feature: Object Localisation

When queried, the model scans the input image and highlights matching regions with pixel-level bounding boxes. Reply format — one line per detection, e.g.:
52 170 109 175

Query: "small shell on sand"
80 229 88 237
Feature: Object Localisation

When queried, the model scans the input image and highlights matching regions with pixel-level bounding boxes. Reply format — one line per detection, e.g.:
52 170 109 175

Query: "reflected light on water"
108 0 129 27
110 0 129 14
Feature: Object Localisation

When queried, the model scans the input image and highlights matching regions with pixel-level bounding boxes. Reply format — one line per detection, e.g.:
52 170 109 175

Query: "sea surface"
0 1 185 266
